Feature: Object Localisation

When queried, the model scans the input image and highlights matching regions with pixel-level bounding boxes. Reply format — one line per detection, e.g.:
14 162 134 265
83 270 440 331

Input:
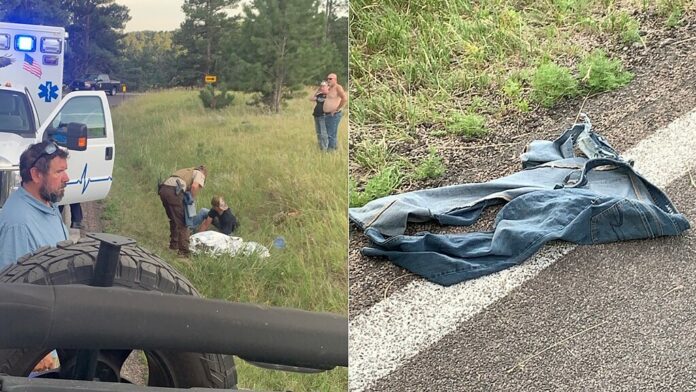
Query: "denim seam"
531 163 583 170
431 222 569 278
630 199 654 238
375 232 408 246
429 231 549 279
444 196 510 218
642 201 665 237
628 172 647 203
664 213 682 233
590 200 626 244
364 199 398 229
643 186 683 232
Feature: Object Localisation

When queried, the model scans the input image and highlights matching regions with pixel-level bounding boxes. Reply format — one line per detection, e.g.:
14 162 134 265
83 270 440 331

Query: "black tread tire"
0 238 237 389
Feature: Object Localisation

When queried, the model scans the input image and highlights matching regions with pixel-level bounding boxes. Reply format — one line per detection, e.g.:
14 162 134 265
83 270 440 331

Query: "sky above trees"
114 0 185 32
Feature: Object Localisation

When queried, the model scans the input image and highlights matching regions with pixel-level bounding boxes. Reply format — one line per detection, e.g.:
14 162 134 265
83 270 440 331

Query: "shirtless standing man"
322 73 348 151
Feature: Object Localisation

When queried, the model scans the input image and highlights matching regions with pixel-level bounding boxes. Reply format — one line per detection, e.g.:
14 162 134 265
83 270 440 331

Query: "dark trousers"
158 185 189 254
58 203 83 223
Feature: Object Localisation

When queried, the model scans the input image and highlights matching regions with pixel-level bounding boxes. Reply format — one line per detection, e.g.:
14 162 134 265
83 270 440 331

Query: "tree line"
0 0 348 112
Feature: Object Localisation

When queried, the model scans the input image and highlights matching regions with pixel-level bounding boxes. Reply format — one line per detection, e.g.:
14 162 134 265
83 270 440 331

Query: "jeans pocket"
590 199 654 244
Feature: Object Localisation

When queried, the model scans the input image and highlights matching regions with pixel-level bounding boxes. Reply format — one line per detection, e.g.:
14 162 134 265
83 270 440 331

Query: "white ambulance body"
0 22 115 209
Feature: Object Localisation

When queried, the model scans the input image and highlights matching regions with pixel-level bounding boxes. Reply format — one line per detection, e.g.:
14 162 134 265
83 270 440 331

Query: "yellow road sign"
205 75 217 83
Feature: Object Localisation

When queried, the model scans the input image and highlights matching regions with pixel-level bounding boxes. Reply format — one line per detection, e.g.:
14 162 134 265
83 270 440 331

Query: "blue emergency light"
15 35 36 52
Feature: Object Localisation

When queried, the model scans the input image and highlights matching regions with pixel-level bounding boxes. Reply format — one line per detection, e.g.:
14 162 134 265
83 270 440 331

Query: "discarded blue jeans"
349 117 690 286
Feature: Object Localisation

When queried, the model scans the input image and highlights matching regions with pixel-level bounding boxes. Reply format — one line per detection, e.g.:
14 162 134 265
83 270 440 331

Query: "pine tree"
0 0 70 26
323 0 348 83
173 0 238 86
118 31 177 90
229 0 335 113
62 0 130 81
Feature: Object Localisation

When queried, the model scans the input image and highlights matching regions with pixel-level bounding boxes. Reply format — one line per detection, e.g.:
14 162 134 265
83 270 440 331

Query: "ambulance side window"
47 96 106 141
0 91 35 136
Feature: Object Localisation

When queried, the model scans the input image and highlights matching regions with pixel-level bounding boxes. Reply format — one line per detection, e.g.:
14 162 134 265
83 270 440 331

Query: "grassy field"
349 0 694 206
104 89 348 391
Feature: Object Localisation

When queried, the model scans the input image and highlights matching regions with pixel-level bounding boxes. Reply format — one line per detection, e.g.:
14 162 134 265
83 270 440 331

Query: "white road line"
349 109 696 392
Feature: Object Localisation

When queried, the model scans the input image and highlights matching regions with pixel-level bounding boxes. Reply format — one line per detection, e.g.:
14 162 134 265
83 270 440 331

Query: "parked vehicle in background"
70 73 121 96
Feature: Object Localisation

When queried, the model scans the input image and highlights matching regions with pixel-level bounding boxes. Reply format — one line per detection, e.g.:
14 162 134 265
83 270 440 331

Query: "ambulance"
0 21 115 209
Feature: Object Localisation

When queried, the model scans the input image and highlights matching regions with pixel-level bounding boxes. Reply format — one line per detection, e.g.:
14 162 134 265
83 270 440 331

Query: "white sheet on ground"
189 231 270 258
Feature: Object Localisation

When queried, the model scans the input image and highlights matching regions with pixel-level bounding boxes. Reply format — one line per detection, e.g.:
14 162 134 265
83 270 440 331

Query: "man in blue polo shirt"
0 141 70 270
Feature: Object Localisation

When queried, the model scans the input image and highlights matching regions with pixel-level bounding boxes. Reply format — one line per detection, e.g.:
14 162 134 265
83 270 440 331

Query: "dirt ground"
349 18 696 319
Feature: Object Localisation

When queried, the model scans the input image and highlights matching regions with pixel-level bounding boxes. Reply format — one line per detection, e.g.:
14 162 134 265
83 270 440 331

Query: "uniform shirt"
162 169 206 192
0 187 68 270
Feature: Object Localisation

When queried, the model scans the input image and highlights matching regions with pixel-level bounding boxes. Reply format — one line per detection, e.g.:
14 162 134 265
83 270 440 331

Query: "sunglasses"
30 141 59 169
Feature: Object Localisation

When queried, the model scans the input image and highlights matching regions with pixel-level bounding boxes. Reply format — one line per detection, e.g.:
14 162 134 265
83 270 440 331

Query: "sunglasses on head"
30 141 59 169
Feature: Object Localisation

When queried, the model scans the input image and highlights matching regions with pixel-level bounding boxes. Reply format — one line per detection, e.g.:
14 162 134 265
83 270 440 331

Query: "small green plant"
530 62 578 108
578 50 633 93
502 79 522 100
352 139 393 173
656 0 686 27
502 78 531 112
413 148 445 180
665 9 684 28
445 112 487 137
469 96 489 112
516 99 530 112
349 177 369 208
199 84 235 109
602 11 641 43
657 0 686 16
350 166 404 207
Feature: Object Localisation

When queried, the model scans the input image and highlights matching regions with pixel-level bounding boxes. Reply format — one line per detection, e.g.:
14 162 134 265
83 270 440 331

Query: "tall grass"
105 90 348 391
349 0 690 205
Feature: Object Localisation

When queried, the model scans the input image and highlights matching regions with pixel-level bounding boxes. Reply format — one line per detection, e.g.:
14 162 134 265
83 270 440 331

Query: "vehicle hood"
0 133 34 168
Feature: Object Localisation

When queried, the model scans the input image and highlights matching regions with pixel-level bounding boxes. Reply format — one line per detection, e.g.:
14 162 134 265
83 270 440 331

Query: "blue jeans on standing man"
324 111 343 150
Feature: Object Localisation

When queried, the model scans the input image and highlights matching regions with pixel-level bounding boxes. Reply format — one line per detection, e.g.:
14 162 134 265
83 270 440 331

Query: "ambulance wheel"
0 238 237 388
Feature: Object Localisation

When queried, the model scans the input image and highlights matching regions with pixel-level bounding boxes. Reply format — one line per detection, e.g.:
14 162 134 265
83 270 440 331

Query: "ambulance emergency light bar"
10 34 62 54
15 34 35 51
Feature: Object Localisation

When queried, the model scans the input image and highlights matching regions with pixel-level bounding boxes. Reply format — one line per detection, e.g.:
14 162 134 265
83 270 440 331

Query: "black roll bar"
0 283 348 370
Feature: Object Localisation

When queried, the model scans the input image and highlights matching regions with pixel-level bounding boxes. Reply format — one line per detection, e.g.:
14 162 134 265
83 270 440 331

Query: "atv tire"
0 238 237 389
